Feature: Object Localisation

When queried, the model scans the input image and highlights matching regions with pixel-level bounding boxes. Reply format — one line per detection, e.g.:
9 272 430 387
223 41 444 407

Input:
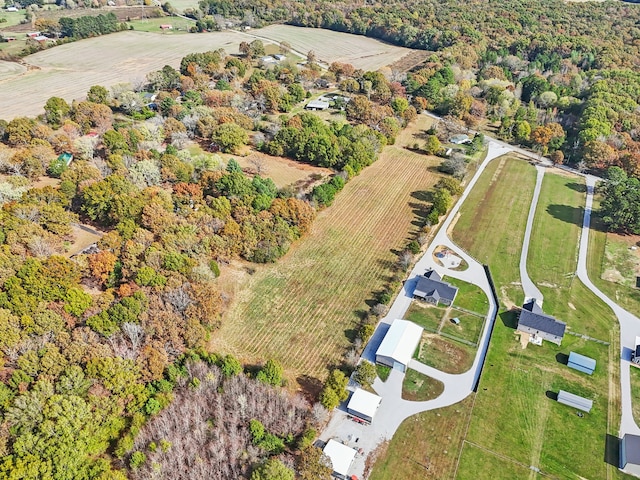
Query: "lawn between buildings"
452 165 627 480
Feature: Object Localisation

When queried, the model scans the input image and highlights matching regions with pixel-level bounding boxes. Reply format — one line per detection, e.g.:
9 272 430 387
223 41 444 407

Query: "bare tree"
164 285 193 313
399 250 414 270
122 322 145 351
249 157 267 175
372 303 389 318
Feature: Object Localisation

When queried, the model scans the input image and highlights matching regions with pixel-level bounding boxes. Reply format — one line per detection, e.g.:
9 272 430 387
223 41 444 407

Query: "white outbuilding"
323 439 357 479
347 388 382 423
375 319 423 373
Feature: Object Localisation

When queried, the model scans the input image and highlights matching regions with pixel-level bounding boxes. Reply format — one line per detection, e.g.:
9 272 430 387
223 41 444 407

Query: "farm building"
274 54 286 61
375 319 423 373
347 388 382 423
159 24 173 30
413 270 458 306
567 352 596 375
557 390 593 413
517 299 566 345
323 439 357 479
26 32 41 38
632 336 640 366
305 99 330 111
620 434 640 469
259 56 277 65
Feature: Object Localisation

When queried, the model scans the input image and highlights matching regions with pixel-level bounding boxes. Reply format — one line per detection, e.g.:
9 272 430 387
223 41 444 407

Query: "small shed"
375 319 423 373
274 54 286 61
347 388 382 423
557 390 592 413
305 99 330 111
159 24 173 30
567 352 596 375
57 152 73 166
323 439 357 479
621 434 640 468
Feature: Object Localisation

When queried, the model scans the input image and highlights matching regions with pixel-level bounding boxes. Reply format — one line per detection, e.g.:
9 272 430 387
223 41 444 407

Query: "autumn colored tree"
88 251 118 287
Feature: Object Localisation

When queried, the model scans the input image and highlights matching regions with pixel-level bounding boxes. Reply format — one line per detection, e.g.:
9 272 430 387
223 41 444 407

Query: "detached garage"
375 319 423 373
347 388 382 423
323 439 357 479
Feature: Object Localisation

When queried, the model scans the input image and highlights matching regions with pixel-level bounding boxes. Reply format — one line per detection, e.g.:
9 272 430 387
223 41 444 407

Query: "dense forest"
196 0 640 175
0 40 415 477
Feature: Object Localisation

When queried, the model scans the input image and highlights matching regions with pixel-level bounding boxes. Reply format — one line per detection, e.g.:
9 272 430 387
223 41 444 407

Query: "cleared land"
0 26 415 118
414 333 475 374
454 165 625 480
212 115 444 382
369 395 474 480
245 25 415 71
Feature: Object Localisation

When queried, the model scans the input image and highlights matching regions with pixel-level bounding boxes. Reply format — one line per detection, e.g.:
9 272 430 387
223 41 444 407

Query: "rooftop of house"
414 270 458 302
518 300 566 338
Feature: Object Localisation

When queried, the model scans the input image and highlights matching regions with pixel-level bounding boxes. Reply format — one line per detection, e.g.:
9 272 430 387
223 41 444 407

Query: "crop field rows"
214 144 443 380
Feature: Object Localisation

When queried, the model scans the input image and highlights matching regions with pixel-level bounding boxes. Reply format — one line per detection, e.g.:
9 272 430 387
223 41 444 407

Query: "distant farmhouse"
517 299 566 345
413 270 458 306
376 319 423 373
305 99 330 111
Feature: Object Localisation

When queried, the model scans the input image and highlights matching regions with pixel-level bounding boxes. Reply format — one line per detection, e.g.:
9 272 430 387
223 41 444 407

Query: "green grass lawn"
127 17 194 33
440 311 484 345
445 276 490 315
370 395 474 480
402 369 444 401
452 157 537 307
415 334 476 374
376 364 391 382
457 442 544 480
405 301 447 332
454 168 625 479
0 9 27 28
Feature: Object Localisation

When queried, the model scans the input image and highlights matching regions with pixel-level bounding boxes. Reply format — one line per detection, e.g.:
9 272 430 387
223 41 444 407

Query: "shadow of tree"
566 182 586 193
296 374 323 402
546 204 584 227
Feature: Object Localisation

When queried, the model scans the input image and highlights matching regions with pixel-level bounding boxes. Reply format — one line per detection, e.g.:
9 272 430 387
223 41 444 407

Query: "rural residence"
347 388 382 424
517 299 566 345
323 439 357 479
413 270 458 306
567 352 596 375
449 134 471 144
375 319 423 373
557 390 592 413
305 99 330 111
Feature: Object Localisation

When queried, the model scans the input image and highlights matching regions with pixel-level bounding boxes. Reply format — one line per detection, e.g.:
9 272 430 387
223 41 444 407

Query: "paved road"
577 178 640 442
519 165 546 306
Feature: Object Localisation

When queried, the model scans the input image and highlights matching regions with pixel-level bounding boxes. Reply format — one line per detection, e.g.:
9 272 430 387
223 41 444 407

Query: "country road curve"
578 178 640 445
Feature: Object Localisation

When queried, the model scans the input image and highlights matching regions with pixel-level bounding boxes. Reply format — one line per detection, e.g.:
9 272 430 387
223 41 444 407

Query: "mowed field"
0 26 415 119
453 164 627 480
254 25 414 71
211 116 443 382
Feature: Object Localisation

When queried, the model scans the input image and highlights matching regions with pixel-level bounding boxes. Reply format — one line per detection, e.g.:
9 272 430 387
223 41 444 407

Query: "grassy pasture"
453 164 624 479
452 157 537 308
440 312 484 344
405 302 446 332
369 395 474 480
252 24 415 71
445 276 489 315
414 334 475 374
213 117 446 382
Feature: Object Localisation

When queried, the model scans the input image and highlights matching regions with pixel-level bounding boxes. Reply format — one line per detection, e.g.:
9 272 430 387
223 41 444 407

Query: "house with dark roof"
413 270 458 306
517 299 566 345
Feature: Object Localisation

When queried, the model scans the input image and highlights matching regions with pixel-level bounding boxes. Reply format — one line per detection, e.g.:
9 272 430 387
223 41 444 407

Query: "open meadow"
452 163 626 479
211 115 444 383
0 25 415 119
253 25 414 71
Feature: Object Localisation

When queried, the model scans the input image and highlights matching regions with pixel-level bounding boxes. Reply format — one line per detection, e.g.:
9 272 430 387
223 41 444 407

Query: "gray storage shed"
557 390 593 413
567 352 596 375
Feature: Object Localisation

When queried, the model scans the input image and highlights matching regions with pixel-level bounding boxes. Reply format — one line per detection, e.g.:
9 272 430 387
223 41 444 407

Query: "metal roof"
568 352 596 373
518 308 566 338
375 319 423 367
323 439 357 476
347 387 382 420
305 99 330 109
557 390 593 413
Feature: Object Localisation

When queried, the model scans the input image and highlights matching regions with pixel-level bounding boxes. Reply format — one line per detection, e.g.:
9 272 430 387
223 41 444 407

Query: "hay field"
0 60 25 82
255 25 414 71
211 116 444 382
0 30 251 118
